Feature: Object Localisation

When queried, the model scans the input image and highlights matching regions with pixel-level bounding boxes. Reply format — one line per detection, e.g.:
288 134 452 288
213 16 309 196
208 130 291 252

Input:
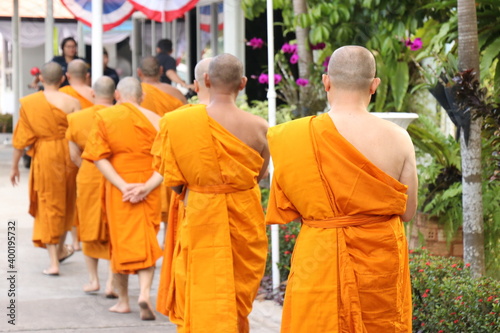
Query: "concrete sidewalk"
0 134 281 333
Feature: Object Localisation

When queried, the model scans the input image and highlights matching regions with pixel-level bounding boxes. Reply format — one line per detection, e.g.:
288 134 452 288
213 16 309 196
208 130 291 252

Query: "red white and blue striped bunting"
61 0 135 31
128 0 199 22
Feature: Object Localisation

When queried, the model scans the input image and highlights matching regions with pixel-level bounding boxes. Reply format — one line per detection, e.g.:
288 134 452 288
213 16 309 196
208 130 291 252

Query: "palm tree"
457 0 485 277
292 0 313 117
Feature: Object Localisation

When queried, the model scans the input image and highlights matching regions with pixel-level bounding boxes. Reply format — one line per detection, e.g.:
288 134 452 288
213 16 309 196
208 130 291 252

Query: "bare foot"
109 302 131 314
42 268 59 276
83 281 100 294
138 300 156 321
105 289 118 299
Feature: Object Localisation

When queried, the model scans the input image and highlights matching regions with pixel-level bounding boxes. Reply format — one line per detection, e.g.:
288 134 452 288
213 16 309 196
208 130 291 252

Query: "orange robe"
266 113 412 333
12 91 77 247
141 82 183 221
154 105 268 332
140 82 183 116
81 102 162 274
66 104 110 260
59 85 93 109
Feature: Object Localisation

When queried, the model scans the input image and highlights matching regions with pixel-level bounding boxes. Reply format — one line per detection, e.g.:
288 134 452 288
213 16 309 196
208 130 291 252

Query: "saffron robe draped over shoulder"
266 113 412 333
13 91 77 247
154 105 268 333
66 104 110 260
82 102 162 274
141 82 183 116
59 85 93 109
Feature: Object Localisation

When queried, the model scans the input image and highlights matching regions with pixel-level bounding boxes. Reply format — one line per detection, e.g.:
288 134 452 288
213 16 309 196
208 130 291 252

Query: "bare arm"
166 69 194 90
257 121 270 182
399 137 418 222
68 141 82 167
10 148 24 186
94 159 128 193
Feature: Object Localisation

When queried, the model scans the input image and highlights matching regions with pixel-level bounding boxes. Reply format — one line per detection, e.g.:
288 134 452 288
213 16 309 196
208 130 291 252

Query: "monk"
10 62 81 275
66 76 116 297
266 46 418 332
81 77 163 320
126 53 269 332
192 57 211 105
60 58 94 251
138 56 186 116
60 59 94 109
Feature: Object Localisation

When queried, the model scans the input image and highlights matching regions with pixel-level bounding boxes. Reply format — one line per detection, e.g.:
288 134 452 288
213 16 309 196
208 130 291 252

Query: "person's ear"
114 90 121 102
159 65 164 76
239 76 248 91
137 68 143 79
91 89 95 99
204 73 211 88
370 77 381 95
322 74 330 92
193 80 200 93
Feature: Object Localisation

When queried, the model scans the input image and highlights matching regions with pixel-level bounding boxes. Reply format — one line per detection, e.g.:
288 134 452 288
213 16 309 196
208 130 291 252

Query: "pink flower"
322 56 331 71
422 293 428 298
281 43 294 54
410 38 423 51
465 263 471 267
246 37 264 49
258 73 268 84
425 261 431 266
290 53 299 64
274 74 282 85
418 269 425 273
284 251 291 255
454 320 459 324
451 264 457 268
311 42 326 50
295 78 309 86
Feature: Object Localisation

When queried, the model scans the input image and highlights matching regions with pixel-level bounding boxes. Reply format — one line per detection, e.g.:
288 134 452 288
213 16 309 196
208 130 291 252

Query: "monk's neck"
43 85 60 92
329 91 371 113
94 98 114 107
208 92 238 107
69 81 89 88
142 77 161 85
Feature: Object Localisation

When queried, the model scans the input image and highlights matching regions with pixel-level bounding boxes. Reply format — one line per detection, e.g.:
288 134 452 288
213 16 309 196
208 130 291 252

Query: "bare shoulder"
368 113 413 147
240 109 269 132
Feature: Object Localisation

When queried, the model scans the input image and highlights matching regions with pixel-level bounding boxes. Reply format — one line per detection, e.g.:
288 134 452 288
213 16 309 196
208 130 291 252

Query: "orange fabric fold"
266 113 412 333
140 83 183 116
82 102 162 273
66 104 110 259
13 91 77 247
59 86 93 109
155 105 268 333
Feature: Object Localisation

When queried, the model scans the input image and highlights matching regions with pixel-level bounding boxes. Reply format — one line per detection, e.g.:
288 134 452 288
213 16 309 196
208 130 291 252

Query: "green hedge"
0 113 13 133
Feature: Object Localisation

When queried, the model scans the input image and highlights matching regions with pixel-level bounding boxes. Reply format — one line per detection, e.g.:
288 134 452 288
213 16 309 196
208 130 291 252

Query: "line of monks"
10 46 418 332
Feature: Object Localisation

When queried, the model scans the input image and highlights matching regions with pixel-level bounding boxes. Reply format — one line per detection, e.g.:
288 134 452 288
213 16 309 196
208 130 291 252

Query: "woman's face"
63 40 77 58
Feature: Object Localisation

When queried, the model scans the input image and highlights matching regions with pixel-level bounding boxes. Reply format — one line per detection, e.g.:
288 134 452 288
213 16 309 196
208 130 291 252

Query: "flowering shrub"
411 249 499 332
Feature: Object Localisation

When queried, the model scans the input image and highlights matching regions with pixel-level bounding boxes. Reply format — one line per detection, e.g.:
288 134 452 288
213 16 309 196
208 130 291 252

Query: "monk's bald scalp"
67 59 89 80
139 56 160 77
92 76 115 99
328 46 376 91
208 53 243 92
41 62 63 85
194 58 212 86
117 76 142 101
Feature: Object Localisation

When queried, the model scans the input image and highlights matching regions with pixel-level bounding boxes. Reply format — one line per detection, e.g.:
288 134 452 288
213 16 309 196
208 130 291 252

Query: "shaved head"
116 77 142 102
67 59 89 80
92 76 115 99
328 46 376 91
208 53 243 92
194 58 212 86
41 62 63 85
139 56 160 77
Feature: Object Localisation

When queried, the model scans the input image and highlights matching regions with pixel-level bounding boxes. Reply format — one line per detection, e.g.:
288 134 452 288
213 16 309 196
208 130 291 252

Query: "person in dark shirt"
155 39 192 89
103 48 120 86
29 37 83 89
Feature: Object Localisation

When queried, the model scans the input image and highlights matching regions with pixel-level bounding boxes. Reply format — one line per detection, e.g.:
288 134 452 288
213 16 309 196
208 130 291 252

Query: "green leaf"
389 61 409 111
480 38 500 80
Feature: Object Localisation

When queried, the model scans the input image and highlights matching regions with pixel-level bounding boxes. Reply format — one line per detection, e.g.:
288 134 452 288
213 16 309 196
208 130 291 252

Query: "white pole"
91 0 103 85
266 0 280 291
77 21 85 59
151 20 157 56
12 0 20 126
45 0 54 62
195 6 201 62
210 3 218 56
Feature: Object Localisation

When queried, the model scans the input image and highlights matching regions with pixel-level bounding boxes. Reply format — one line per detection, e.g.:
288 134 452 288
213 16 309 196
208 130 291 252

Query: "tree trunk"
292 0 313 117
457 0 485 278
